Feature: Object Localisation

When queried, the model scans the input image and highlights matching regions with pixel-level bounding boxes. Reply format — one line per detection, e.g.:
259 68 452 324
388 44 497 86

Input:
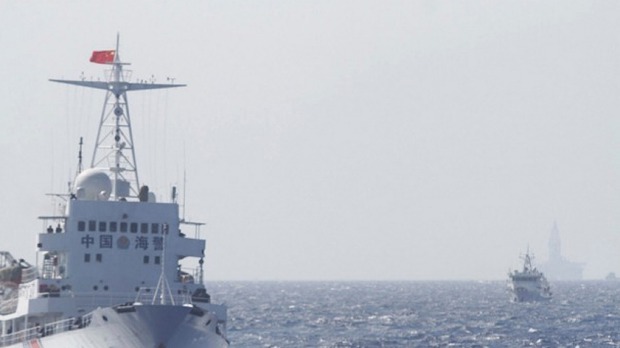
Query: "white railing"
38 290 192 310
0 298 18 315
134 287 193 306
20 267 37 284
0 313 92 347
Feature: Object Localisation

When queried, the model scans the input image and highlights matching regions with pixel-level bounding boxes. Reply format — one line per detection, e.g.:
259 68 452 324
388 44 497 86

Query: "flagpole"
115 33 120 64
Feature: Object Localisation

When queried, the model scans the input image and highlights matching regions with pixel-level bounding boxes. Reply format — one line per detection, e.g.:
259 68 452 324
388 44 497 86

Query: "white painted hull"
7 304 228 348
509 277 552 302
510 285 552 302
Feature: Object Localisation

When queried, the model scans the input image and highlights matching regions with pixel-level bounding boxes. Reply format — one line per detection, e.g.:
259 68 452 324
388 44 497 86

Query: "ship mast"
50 34 186 200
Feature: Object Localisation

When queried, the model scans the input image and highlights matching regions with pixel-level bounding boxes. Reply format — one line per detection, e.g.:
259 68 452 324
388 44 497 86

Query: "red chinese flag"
89 50 115 64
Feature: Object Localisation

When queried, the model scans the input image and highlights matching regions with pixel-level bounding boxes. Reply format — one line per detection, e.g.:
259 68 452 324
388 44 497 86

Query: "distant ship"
508 250 552 302
0 37 229 347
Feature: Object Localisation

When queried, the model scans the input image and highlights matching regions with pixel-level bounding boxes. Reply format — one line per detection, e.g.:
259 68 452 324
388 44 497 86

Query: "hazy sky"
1 1 619 280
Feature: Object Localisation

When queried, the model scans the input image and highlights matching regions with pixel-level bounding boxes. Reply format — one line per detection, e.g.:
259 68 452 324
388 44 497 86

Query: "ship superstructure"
0 37 228 347
508 250 552 302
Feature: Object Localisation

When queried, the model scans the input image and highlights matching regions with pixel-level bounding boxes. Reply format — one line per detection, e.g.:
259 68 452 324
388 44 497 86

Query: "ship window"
120 222 128 233
154 256 161 265
88 220 96 231
84 253 91 263
130 223 138 233
99 221 107 232
151 223 159 234
96 253 102 262
78 221 86 232
109 222 118 232
141 223 149 234
143 256 149 264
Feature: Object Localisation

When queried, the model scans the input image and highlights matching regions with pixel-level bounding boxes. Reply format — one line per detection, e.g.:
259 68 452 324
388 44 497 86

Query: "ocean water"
207 281 620 347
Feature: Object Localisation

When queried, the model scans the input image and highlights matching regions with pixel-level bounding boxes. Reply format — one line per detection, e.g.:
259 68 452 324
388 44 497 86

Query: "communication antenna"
77 136 83 175
152 223 175 305
182 169 187 221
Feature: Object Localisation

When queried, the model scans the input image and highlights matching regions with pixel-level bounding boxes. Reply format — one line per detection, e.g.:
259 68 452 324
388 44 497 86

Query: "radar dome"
74 169 112 201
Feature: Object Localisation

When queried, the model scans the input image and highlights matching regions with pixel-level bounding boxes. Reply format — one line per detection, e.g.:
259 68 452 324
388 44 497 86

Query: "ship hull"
509 277 552 302
7 304 228 348
510 285 552 302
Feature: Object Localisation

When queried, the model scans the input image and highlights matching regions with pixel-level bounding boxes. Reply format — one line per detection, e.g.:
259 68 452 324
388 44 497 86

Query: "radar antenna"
49 34 186 200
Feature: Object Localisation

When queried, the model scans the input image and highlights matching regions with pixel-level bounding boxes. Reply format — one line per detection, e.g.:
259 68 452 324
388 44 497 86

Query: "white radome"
74 168 112 201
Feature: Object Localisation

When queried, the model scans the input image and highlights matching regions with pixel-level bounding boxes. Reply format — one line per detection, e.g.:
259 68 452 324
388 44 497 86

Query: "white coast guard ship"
508 250 552 302
0 38 229 347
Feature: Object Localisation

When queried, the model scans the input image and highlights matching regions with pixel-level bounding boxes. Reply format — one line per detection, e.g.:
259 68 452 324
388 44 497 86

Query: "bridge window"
84 253 91 263
99 221 107 232
120 222 128 233
143 256 149 264
78 221 85 232
151 223 159 234
130 223 138 233
141 223 149 234
88 220 96 232
109 222 117 232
